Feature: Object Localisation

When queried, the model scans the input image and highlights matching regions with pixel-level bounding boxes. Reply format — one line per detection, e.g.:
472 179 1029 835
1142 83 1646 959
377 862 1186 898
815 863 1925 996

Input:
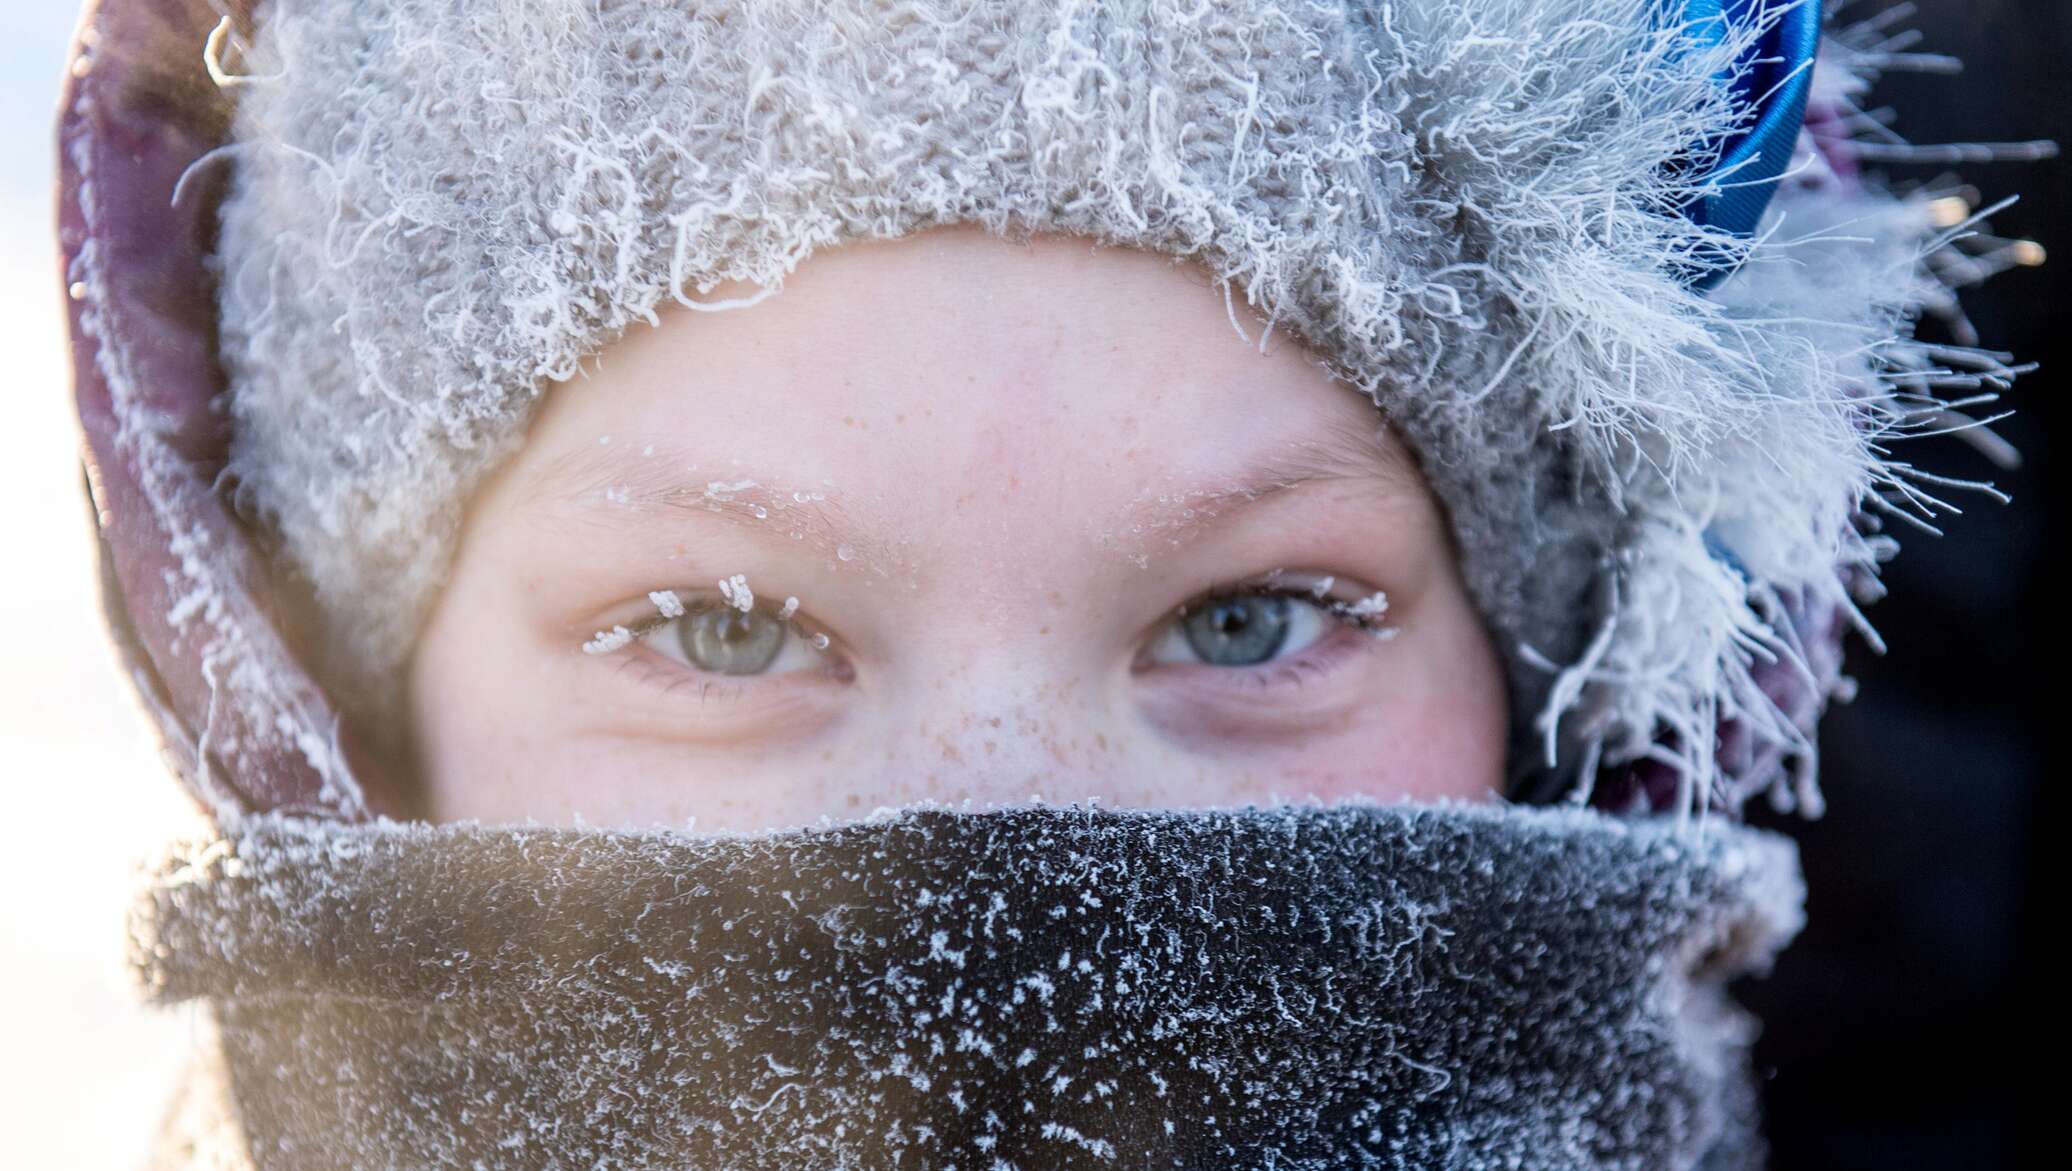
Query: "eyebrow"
524 443 890 568
1120 416 1421 544
524 414 1418 564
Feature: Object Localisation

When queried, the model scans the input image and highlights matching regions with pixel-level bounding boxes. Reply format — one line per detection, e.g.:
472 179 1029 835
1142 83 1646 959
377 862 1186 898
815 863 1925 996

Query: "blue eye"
1144 578 1396 671
1181 595 1294 666
1145 588 1347 669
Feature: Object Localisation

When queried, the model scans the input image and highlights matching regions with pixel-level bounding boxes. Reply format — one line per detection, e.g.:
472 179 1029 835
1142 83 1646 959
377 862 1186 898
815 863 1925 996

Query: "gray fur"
212 0 2019 808
133 801 1804 1170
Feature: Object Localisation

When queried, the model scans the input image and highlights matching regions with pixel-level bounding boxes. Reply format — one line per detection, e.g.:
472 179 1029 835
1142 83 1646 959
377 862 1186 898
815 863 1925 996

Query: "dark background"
1741 2 2061 1168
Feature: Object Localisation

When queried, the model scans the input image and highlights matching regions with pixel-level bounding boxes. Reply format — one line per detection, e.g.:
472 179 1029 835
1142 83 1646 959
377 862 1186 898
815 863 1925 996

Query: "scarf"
132 801 1802 1170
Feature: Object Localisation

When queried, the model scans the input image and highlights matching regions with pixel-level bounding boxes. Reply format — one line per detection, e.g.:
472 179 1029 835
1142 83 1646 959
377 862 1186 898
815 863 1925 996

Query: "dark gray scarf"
130 802 1803 1170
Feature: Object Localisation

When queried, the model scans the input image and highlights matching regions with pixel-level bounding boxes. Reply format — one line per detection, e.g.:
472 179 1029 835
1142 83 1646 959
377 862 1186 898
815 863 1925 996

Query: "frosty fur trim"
211 0 2043 815
133 801 1805 1170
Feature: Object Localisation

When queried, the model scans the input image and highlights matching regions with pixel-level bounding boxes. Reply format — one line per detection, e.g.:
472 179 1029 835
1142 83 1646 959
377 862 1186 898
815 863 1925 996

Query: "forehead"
503 227 1421 540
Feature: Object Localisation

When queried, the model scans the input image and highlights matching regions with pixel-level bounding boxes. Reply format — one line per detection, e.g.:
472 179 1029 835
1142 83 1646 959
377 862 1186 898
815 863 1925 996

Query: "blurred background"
0 1 2056 1168
1739 4 2061 1169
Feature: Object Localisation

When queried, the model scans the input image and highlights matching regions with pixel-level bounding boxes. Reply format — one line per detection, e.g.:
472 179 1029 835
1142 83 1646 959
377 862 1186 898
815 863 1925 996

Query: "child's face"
407 226 1507 829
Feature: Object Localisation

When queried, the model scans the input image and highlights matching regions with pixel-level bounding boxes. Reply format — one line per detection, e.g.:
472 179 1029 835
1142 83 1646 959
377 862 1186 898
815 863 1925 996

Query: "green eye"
625 589 832 681
675 606 788 675
1180 595 1293 666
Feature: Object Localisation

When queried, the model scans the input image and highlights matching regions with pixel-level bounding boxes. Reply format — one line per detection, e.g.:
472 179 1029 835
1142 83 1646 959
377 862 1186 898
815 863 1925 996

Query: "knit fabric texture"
131 801 1805 1170
212 0 2021 811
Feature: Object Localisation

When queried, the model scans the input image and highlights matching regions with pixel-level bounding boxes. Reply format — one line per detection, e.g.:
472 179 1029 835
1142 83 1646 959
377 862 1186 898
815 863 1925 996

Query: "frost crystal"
580 625 634 655
778 596 800 620
648 590 685 619
1345 591 1388 618
718 574 754 612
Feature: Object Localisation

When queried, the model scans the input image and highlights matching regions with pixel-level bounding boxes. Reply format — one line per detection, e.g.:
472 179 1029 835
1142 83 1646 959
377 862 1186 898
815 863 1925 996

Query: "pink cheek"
1260 700 1505 804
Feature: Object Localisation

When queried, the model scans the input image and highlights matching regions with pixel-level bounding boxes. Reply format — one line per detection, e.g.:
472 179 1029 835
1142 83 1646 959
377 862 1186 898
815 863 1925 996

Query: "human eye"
642 600 825 676
583 581 836 680
1138 573 1394 673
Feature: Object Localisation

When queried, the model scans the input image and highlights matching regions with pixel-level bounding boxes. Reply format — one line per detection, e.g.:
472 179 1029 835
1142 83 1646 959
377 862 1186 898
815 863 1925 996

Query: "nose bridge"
873 637 1122 805
860 428 1132 802
936 656 1076 765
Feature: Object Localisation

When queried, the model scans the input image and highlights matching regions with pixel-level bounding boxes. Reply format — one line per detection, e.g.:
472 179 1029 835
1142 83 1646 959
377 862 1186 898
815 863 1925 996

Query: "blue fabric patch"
1678 0 1823 289
1703 528 1751 583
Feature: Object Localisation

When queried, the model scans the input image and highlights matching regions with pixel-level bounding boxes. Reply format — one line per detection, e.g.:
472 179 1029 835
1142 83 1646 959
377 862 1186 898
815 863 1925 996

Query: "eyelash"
1177 582 1392 637
607 595 816 647
609 652 755 706
590 591 837 703
594 577 1392 703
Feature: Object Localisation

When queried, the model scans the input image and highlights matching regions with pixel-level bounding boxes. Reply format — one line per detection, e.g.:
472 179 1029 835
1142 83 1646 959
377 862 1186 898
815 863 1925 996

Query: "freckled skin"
408 225 1508 830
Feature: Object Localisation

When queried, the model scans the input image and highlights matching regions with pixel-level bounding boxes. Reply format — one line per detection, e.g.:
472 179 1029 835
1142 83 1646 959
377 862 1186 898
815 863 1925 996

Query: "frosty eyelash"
581 625 639 655
582 584 811 655
583 577 1392 662
1180 579 1399 640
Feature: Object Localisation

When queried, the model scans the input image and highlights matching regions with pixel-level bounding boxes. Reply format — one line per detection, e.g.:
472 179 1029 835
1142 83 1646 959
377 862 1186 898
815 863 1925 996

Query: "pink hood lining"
61 0 379 821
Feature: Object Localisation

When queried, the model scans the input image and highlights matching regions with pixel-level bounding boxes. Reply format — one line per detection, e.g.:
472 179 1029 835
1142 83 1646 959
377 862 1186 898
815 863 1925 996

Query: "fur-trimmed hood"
62 1 2044 822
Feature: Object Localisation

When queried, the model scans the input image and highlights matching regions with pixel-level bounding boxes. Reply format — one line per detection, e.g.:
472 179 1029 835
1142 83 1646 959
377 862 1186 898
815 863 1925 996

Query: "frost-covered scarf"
133 803 1803 1170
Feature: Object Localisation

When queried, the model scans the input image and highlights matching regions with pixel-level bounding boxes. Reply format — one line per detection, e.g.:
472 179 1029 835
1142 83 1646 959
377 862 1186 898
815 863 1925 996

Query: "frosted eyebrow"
522 443 885 569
